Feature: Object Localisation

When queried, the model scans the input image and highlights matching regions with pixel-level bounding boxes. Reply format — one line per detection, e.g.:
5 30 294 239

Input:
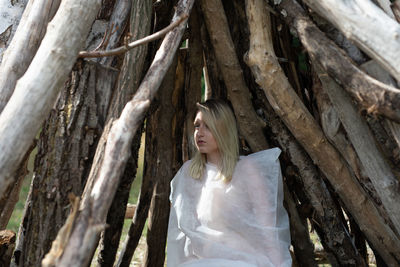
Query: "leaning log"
314 63 400 235
277 0 400 123
0 0 61 113
45 1 194 266
303 0 400 82
200 0 268 152
245 0 400 264
0 0 27 62
0 0 101 202
257 89 366 266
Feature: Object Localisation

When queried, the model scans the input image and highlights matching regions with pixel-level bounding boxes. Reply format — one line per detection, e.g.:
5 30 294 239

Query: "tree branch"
78 15 188 58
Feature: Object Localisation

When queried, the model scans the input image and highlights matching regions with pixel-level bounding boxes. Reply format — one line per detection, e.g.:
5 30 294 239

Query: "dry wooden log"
143 56 181 267
392 0 400 22
46 1 194 266
361 60 400 152
0 0 101 203
283 183 317 267
200 0 268 152
199 21 226 100
375 0 395 18
278 0 400 123
184 5 203 160
302 0 400 82
314 62 400 235
93 1 151 266
0 0 61 113
256 89 366 265
0 0 28 63
245 0 400 264
15 0 129 262
0 229 16 267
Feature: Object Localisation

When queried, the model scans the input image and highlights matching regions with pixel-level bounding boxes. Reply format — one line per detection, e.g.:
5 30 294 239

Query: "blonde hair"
189 99 239 182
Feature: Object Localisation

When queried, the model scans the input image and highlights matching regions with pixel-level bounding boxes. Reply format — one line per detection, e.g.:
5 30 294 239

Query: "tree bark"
96 1 152 266
245 0 400 264
0 0 61 114
0 0 102 203
184 5 203 159
143 56 180 267
0 229 15 267
279 0 400 123
200 0 268 152
314 62 400 235
283 184 317 267
44 2 194 265
302 0 400 82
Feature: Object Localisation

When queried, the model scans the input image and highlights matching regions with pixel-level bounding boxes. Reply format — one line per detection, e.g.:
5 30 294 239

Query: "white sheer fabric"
167 148 292 267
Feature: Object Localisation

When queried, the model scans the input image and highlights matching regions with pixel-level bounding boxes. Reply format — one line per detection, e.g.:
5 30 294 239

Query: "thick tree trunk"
42 2 194 265
245 0 400 264
13 1 127 264
143 56 181 267
0 0 102 203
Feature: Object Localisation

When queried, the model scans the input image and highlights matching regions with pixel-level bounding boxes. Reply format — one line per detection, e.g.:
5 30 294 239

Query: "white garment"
167 148 292 267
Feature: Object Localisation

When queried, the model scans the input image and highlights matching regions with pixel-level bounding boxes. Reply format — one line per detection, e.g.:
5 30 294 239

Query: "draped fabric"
167 148 292 267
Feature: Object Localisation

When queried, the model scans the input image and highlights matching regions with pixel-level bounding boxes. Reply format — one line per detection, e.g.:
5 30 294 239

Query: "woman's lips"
197 140 205 145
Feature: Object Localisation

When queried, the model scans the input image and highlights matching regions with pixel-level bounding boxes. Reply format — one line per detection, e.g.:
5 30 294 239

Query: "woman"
167 99 292 267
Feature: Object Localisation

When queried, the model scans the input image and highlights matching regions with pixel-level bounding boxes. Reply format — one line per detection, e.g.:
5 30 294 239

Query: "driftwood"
44 1 194 266
200 0 268 152
0 0 61 113
0 0 101 202
245 0 400 264
303 0 400 82
278 0 400 123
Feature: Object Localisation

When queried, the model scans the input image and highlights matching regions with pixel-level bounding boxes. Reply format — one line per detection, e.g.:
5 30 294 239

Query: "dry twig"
79 15 188 58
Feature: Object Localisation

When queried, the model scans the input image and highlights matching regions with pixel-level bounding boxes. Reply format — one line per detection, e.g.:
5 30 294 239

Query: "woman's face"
194 111 220 162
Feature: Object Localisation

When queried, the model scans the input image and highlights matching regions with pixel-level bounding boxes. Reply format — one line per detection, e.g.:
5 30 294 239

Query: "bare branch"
78 15 188 58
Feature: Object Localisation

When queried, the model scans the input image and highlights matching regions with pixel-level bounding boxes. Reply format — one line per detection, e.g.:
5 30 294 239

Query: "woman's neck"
206 152 221 167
